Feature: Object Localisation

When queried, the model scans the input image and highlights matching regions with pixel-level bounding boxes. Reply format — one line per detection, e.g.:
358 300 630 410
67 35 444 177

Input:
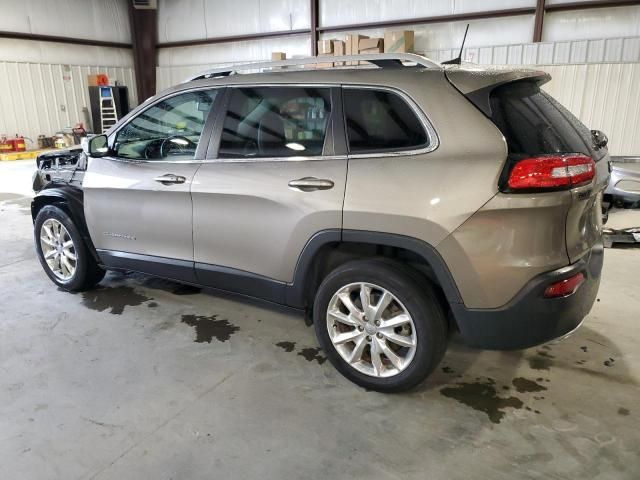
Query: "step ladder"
99 87 118 133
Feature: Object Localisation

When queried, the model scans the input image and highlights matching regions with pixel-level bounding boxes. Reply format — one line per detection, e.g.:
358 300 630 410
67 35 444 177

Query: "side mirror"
591 129 608 150
82 134 109 157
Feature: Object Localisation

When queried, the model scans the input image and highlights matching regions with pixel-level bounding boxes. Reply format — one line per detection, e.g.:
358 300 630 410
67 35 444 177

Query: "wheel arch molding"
287 229 463 309
31 186 100 263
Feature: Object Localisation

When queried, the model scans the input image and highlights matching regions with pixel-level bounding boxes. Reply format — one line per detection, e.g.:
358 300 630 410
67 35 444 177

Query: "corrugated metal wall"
542 63 640 156
425 36 640 65
0 62 136 146
0 0 135 146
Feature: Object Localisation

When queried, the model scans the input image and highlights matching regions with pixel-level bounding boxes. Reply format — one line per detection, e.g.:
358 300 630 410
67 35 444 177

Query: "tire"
34 204 105 291
313 259 447 392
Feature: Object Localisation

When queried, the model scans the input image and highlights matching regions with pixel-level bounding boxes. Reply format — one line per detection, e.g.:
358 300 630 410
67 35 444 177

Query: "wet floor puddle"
181 314 240 343
276 341 327 364
440 378 525 424
81 286 151 315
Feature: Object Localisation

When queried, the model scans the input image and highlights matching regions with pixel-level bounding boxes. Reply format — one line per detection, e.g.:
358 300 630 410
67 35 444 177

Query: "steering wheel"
160 135 197 158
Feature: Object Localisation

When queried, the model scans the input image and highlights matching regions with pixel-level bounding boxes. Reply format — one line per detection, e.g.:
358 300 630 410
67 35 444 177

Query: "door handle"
154 174 186 185
288 177 334 192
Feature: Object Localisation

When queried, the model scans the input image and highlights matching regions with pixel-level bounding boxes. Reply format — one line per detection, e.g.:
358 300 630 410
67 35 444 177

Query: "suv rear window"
489 81 603 160
343 88 428 153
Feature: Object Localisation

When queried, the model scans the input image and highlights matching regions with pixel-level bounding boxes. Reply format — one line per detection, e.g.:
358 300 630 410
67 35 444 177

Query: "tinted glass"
114 89 217 160
219 87 331 158
344 89 428 153
490 81 602 160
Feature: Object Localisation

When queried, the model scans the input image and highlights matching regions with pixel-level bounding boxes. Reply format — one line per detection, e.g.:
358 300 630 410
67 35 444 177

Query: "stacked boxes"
345 34 367 65
384 31 415 53
312 30 415 68
332 40 345 66
316 40 334 67
359 37 384 54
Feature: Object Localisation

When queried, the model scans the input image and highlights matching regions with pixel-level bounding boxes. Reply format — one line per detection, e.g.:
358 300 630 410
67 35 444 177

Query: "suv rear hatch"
446 66 609 264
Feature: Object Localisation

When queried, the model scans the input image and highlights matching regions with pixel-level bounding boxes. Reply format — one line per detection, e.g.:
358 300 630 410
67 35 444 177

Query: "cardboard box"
317 40 333 55
345 34 368 65
271 52 286 61
332 40 345 66
359 37 383 54
87 74 109 87
384 31 414 53
316 53 334 68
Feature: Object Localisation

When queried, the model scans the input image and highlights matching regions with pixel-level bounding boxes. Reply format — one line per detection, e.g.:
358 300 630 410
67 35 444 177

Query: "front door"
83 88 221 282
191 86 347 301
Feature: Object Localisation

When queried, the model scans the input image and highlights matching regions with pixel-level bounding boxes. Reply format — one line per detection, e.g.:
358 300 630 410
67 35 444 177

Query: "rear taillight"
507 154 595 191
543 272 585 298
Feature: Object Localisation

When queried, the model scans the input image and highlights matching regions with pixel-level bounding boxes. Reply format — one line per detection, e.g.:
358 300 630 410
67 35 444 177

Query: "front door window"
113 89 217 161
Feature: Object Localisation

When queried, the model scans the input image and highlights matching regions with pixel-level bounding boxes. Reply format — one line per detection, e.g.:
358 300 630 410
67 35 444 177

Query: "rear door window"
218 87 331 158
489 81 603 160
343 88 429 154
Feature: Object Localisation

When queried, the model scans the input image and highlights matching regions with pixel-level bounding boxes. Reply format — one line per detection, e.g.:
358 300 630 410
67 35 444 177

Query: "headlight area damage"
33 147 86 193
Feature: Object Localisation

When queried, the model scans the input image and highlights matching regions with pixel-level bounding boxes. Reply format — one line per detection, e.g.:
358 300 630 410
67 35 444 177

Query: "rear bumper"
451 242 604 350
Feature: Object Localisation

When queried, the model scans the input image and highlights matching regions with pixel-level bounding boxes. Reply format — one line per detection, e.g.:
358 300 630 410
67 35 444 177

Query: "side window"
218 87 331 158
114 89 217 160
343 88 428 153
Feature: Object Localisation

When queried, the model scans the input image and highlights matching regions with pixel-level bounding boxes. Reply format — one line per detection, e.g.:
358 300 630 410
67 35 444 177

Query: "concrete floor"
1 159 639 480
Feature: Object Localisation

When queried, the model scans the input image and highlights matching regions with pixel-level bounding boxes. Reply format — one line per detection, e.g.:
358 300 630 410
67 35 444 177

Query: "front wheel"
34 205 105 291
313 259 447 392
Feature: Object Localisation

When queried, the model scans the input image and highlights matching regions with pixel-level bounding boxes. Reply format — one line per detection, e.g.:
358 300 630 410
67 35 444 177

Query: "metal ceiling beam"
157 29 310 49
533 0 546 42
0 31 131 49
545 0 640 12
129 3 157 102
315 7 537 34
154 1 640 50
310 0 319 56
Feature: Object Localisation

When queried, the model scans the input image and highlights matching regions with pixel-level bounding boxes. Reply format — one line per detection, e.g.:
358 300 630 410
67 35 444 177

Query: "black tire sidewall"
34 205 93 291
313 259 447 392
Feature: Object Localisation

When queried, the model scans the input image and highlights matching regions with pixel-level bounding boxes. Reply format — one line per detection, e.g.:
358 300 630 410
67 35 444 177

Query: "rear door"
190 86 346 300
83 88 221 281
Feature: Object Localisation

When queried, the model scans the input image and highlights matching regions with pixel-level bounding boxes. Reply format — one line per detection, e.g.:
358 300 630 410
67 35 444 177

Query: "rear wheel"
313 259 447 392
34 205 105 291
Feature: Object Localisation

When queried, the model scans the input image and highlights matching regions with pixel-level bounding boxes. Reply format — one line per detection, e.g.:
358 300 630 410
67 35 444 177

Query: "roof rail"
184 53 441 82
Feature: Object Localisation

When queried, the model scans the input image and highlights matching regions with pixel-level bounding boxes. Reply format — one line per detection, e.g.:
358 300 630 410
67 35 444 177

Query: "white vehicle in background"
605 156 640 208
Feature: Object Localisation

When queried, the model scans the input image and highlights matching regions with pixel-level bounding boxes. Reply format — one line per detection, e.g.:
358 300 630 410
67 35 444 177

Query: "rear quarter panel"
342 71 507 246
566 152 609 262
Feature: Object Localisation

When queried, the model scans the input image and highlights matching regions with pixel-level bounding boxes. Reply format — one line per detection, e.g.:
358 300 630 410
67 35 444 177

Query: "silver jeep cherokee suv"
32 54 608 392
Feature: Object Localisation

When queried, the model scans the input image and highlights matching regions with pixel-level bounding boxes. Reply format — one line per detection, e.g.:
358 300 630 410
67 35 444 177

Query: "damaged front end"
33 147 87 193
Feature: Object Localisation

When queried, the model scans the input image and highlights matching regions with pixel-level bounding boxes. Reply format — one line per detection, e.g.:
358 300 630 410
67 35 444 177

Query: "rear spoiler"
445 65 550 117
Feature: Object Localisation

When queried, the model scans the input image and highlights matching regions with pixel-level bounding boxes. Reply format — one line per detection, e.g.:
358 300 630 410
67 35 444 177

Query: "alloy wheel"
40 218 77 281
326 282 417 378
